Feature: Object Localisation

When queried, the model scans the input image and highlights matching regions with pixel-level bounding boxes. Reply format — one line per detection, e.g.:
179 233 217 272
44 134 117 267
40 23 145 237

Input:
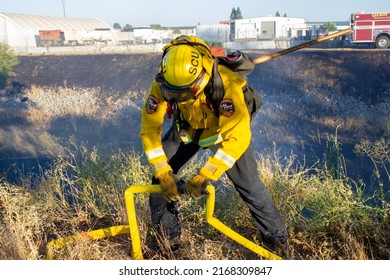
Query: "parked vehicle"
38 29 115 47
349 12 390 48
39 30 65 47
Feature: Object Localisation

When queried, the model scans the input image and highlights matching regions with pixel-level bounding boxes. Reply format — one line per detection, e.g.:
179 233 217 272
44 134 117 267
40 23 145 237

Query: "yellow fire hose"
46 184 282 260
46 225 131 260
203 185 282 260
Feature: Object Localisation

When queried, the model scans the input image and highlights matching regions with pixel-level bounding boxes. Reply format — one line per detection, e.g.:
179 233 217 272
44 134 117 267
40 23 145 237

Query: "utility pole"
62 1 66 17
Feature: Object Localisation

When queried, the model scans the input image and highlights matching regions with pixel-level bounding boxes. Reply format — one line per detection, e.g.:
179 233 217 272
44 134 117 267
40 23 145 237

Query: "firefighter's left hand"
184 174 210 199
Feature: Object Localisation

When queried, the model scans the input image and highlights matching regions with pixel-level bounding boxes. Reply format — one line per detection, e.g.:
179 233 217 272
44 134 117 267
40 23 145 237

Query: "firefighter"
139 37 288 255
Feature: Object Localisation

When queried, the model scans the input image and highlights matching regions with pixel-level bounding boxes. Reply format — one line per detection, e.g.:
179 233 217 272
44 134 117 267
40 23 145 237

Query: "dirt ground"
1 48 389 182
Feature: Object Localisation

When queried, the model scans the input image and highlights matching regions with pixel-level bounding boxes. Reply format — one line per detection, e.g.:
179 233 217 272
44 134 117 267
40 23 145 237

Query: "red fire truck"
350 12 390 48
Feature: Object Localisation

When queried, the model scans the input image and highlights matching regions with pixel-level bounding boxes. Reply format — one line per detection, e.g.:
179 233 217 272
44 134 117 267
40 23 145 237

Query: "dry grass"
0 127 64 159
0 85 144 159
0 139 388 260
1 85 142 128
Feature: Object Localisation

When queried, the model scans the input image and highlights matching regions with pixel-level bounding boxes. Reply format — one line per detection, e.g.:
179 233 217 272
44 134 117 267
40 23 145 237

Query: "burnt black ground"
2 49 390 190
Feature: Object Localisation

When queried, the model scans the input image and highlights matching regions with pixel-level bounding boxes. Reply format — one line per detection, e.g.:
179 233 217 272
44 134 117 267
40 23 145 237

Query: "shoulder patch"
219 99 235 117
146 95 160 114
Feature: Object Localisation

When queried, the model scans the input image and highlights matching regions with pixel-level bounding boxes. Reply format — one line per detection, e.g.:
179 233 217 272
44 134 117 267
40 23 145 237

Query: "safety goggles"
156 70 205 102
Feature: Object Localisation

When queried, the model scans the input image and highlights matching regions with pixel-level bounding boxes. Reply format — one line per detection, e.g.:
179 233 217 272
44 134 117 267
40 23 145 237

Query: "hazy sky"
1 0 389 27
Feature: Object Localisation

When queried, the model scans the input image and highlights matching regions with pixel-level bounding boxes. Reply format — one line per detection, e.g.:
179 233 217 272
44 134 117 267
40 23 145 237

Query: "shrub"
0 43 19 89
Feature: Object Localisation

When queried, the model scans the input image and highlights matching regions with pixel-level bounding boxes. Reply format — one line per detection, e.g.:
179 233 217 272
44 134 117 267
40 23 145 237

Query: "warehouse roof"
0 12 110 32
0 12 114 48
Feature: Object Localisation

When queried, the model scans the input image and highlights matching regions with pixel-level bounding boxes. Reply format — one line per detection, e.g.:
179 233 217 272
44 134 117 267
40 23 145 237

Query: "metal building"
234 16 307 40
0 12 117 49
196 24 230 43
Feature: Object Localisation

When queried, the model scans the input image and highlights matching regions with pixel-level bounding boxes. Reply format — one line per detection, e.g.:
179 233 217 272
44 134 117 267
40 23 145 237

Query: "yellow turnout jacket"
140 64 251 181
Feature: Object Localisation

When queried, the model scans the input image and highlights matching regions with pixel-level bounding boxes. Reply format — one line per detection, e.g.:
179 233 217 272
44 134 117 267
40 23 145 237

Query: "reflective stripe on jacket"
140 64 251 180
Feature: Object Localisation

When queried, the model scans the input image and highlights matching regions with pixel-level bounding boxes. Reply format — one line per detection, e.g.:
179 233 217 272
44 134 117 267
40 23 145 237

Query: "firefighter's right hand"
157 171 181 202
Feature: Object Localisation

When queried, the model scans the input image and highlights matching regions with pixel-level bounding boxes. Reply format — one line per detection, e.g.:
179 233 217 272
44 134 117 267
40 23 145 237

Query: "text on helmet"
189 50 200 76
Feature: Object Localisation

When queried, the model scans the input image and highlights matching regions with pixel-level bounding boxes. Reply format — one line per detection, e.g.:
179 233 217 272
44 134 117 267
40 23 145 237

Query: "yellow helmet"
156 44 210 102
161 45 203 87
